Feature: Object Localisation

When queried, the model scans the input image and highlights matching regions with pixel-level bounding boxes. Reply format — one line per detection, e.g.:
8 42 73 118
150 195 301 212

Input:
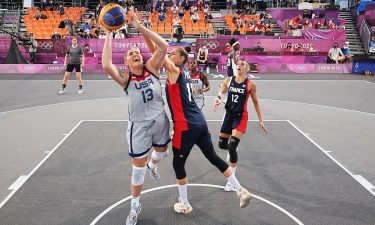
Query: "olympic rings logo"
39 42 54 50
202 41 219 49
295 65 305 70
24 66 34 71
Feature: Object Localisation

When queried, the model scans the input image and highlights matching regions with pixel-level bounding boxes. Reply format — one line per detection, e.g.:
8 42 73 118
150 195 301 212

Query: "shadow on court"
0 121 374 225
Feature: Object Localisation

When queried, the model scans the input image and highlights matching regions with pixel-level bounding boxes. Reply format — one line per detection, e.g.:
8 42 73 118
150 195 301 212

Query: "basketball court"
0 74 374 225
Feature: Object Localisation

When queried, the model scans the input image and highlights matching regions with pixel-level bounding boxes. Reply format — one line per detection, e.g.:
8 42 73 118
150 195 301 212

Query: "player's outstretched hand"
129 7 141 29
212 97 221 112
260 121 268 134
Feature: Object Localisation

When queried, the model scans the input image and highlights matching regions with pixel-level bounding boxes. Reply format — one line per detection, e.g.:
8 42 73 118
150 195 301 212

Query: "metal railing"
360 19 372 54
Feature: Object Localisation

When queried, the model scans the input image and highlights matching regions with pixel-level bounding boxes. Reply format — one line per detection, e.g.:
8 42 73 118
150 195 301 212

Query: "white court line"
260 98 375 117
89 183 304 225
353 175 375 190
287 120 375 197
0 97 123 115
8 176 28 191
0 120 83 209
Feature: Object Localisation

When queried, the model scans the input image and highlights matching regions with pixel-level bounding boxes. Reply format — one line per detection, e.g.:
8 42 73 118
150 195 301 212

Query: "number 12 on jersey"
232 94 239 103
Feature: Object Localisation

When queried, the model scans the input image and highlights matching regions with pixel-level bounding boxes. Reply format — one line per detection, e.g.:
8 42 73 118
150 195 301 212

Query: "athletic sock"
232 166 237 176
177 184 188 203
62 84 66 89
79 85 82 89
147 161 157 170
227 174 242 194
131 196 140 208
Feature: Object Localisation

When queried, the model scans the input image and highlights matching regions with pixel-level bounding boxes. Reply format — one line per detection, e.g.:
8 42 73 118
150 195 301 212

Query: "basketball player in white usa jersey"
101 8 170 225
189 59 210 110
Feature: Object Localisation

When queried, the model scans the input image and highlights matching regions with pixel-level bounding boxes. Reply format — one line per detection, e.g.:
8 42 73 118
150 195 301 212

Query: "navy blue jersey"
225 77 250 113
166 66 205 132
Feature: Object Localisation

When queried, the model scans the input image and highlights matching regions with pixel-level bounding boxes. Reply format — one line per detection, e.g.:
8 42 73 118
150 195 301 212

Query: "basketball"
99 3 127 31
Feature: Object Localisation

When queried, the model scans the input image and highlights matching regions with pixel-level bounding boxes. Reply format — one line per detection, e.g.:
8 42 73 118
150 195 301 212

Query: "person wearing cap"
197 45 209 72
51 30 62 39
341 41 352 63
227 41 241 77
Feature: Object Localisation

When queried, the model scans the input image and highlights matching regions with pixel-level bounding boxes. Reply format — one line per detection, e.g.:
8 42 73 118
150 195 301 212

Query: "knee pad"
228 136 240 163
131 165 146 186
218 137 229 150
152 149 169 161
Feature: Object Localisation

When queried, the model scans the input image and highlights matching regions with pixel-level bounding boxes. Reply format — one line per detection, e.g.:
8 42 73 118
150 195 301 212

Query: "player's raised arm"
101 28 129 89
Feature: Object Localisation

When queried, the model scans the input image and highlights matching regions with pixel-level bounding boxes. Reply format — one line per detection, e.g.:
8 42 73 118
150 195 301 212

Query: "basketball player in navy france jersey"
189 59 210 110
213 59 268 191
160 46 252 214
102 9 170 225
227 39 241 77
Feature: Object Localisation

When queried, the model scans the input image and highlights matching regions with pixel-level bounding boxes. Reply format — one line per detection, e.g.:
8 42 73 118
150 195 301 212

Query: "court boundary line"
287 120 375 197
0 120 83 209
89 183 304 225
1 97 374 117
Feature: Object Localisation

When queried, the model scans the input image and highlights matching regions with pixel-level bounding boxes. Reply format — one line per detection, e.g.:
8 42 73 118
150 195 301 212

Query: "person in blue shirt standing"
369 36 375 54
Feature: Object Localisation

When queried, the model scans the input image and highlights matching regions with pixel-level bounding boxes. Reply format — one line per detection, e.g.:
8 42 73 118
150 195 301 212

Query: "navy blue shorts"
220 111 248 134
172 124 213 158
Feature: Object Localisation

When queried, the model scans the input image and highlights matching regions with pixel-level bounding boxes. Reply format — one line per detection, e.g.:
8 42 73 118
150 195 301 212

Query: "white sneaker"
238 188 252 208
224 181 236 192
126 203 142 225
58 89 66 95
147 164 160 181
77 89 84 94
174 198 193 215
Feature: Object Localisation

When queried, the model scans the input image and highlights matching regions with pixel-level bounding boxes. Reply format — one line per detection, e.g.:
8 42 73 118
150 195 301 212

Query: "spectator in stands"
83 22 92 33
120 21 130 38
48 0 55 11
158 12 166 24
284 43 294 53
58 4 64 15
40 0 48 11
98 32 106 39
146 3 152 14
178 7 185 18
327 19 336 29
115 30 125 38
64 16 74 35
296 44 304 53
289 14 302 29
144 15 152 29
265 20 273 34
197 45 209 71
51 30 62 39
158 2 166 14
182 0 190 11
341 41 352 63
28 36 37 64
328 42 345 64
308 44 317 53
83 30 93 39
34 10 41 20
196 0 204 11
285 25 294 36
95 2 103 19
84 44 93 54
232 0 237 12
191 12 199 23
204 4 210 14
369 36 375 54
302 9 312 19
255 21 265 34
191 4 198 14
253 42 264 53
204 11 213 24
302 19 313 29
172 3 178 14
314 20 323 29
